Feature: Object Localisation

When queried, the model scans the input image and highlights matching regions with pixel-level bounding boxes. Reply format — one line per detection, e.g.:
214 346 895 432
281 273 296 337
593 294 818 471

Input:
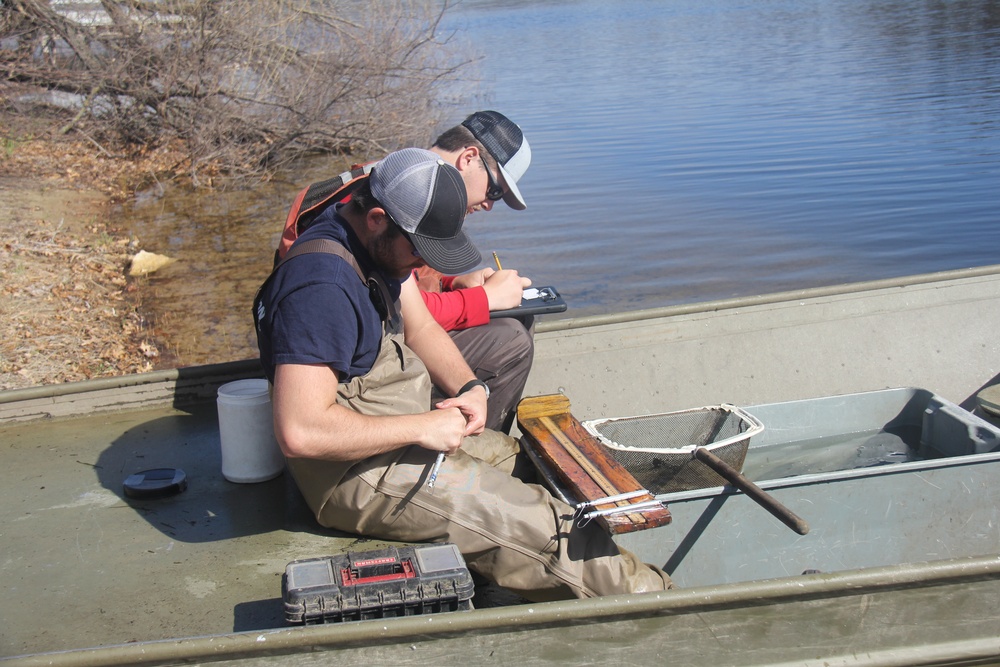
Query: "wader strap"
257 238 400 331
280 238 367 283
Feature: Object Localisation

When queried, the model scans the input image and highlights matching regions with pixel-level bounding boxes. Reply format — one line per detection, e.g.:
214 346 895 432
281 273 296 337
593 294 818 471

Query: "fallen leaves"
1 120 189 201
0 185 158 391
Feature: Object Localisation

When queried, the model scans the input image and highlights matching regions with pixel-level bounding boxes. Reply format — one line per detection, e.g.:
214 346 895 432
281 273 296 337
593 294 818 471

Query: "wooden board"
517 394 671 534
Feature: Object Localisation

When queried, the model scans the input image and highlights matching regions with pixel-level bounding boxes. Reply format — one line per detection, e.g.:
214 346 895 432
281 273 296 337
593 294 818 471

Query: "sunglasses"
389 217 421 258
480 157 505 202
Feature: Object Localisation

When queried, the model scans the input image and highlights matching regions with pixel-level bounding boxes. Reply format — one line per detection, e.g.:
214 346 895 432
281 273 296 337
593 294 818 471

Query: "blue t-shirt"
255 205 401 383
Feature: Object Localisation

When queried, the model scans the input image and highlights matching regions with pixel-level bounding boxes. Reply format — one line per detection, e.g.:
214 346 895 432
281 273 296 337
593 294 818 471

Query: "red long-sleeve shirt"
413 270 490 331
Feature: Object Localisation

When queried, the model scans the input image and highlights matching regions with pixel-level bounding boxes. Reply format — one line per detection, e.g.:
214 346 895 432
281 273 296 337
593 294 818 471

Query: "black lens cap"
123 468 188 499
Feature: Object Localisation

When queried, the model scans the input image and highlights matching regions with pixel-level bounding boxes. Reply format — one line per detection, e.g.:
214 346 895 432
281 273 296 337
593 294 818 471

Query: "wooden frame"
517 394 671 534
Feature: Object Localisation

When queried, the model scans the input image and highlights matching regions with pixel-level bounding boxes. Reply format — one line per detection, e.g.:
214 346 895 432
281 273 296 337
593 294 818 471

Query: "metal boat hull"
4 266 1000 666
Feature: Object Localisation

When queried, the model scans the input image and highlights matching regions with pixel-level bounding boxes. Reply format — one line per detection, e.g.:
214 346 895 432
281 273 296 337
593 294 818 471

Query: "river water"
117 0 1000 367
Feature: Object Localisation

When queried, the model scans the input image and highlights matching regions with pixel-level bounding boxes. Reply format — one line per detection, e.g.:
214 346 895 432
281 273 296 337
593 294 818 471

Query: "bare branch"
2 0 473 185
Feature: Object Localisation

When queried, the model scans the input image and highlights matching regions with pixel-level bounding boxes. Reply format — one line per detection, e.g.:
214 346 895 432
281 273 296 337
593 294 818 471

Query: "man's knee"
451 318 534 376
487 318 534 371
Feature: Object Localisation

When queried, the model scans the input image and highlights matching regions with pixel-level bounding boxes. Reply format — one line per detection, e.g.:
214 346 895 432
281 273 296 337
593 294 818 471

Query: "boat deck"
4 399 1000 666
1 402 368 657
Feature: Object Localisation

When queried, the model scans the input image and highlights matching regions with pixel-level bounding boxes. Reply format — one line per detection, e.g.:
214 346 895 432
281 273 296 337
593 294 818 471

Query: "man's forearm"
405 320 476 396
272 363 465 460
401 277 477 396
420 287 490 331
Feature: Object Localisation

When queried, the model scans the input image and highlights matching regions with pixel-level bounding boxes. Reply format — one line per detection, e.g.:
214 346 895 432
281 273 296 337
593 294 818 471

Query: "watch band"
457 379 490 399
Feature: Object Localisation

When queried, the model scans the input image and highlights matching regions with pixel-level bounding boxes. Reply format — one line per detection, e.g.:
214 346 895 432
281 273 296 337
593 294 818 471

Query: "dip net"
583 405 764 494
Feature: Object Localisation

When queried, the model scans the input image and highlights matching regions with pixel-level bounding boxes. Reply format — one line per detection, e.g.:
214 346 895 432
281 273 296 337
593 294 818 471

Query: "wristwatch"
457 379 490 399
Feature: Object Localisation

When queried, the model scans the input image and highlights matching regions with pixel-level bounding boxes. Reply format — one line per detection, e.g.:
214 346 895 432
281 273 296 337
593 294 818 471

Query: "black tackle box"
282 543 475 624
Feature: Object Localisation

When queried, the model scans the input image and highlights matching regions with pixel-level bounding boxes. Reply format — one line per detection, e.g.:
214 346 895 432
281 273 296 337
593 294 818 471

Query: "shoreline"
0 114 172 390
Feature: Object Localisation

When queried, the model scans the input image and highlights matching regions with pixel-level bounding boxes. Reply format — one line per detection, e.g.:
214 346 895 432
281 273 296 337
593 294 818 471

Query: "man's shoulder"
274 251 361 295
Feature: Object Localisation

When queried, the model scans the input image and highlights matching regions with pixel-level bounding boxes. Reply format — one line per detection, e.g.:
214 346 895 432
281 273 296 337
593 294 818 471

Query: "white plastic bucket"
217 379 284 483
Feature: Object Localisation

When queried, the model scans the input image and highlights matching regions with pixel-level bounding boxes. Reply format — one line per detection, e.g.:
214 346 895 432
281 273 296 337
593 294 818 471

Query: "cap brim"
411 229 483 275
498 163 527 210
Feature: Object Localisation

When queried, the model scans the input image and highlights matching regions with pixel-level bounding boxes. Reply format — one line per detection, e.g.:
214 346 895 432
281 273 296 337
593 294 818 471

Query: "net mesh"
587 407 755 493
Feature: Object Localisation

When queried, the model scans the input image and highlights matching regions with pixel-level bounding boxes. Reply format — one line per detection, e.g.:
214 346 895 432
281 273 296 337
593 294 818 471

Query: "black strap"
457 379 489 399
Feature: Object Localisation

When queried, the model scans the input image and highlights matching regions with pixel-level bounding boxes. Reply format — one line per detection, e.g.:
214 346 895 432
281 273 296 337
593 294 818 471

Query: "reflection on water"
117 0 1000 368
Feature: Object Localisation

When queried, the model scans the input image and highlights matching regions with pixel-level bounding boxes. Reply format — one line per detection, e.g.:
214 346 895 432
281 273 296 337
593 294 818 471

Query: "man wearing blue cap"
254 147 672 601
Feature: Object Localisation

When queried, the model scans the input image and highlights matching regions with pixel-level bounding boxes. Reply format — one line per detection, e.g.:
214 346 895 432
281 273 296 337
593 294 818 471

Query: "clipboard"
491 286 567 319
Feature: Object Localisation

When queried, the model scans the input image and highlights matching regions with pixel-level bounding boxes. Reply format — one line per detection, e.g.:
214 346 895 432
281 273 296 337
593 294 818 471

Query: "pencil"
492 251 502 271
427 452 445 488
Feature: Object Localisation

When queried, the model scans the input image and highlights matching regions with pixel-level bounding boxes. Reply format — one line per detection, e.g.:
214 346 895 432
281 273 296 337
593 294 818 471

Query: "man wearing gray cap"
254 147 672 601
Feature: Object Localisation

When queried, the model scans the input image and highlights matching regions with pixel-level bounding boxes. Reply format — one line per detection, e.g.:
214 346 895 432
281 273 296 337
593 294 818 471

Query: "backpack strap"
254 238 400 335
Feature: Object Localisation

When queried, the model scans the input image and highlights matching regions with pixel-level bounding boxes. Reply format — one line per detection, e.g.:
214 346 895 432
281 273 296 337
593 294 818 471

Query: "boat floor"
1 402 379 658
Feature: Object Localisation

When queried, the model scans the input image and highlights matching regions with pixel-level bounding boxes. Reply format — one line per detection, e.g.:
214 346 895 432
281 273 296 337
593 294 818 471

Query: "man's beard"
369 228 415 280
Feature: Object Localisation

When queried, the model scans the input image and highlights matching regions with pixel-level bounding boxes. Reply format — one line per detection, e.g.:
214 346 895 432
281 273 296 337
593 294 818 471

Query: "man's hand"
448 267 532 310
415 407 469 453
483 270 532 310
435 384 488 436
450 267 494 289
